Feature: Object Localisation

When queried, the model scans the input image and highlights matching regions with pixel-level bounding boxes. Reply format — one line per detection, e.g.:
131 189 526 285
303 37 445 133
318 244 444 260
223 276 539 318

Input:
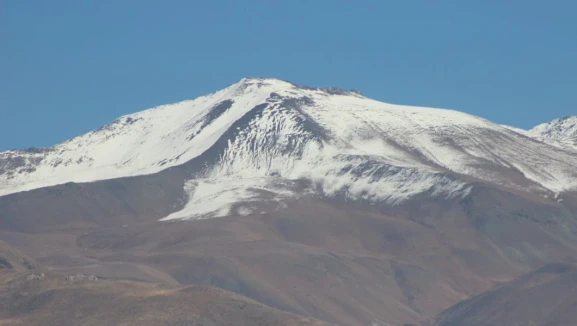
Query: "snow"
0 79 272 196
160 177 296 221
528 116 577 149
1 77 577 221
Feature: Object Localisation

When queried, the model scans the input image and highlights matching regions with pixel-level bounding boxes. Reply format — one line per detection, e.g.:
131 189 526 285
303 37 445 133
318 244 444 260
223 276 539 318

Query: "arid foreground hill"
0 240 332 326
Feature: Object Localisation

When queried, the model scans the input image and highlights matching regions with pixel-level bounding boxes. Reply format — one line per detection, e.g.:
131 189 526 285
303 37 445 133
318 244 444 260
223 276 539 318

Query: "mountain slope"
529 115 577 149
3 187 577 326
0 241 332 326
1 78 576 220
434 263 577 326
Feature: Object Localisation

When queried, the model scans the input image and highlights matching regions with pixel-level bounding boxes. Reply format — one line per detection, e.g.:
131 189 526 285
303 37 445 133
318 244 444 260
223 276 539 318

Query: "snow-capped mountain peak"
529 116 577 148
1 78 576 220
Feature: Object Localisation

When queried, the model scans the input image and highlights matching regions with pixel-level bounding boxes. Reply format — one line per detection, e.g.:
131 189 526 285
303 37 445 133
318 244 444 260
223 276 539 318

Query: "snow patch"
160 177 295 221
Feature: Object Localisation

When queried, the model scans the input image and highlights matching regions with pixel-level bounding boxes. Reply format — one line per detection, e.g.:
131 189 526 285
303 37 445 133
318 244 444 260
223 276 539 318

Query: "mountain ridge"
1 78 576 220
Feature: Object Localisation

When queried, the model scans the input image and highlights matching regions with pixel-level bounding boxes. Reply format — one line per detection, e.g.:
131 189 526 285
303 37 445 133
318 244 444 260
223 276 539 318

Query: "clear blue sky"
1 1 576 150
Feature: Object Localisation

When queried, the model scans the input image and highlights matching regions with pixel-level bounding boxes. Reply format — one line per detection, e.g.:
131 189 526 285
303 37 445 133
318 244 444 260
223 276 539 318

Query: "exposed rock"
25 273 44 281
65 273 98 283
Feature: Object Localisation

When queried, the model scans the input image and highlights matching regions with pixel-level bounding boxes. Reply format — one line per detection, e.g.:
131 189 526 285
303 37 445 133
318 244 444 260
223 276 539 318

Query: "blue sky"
1 1 576 150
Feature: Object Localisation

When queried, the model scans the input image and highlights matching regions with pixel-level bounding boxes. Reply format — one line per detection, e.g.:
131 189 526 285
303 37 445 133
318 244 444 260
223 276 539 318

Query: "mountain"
434 263 577 326
1 78 577 326
1 78 576 219
529 115 577 149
